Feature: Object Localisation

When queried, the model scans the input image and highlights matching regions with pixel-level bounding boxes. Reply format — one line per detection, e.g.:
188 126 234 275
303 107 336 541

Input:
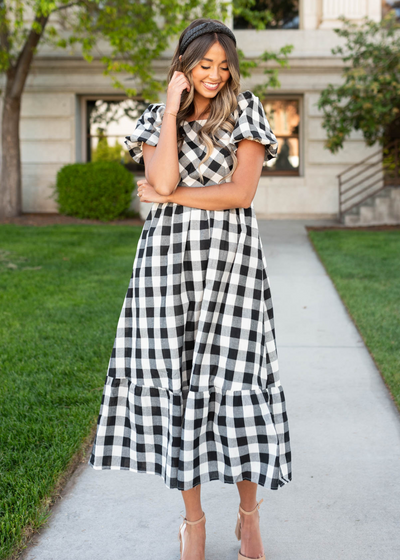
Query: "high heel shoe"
234 498 265 560
178 510 206 560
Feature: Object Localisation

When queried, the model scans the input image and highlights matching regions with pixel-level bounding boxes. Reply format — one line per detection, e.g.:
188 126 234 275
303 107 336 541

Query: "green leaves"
54 162 136 221
0 0 293 102
318 11 400 153
232 0 275 30
252 43 294 97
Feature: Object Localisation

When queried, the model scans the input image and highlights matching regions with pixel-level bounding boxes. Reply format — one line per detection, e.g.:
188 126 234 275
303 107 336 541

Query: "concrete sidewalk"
21 219 400 560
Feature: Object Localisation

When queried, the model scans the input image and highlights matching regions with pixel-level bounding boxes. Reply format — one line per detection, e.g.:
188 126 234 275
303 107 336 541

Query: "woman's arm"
143 72 191 196
142 114 180 196
166 139 266 210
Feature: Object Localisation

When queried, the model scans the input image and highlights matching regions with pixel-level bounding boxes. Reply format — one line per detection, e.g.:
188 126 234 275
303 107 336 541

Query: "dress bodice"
125 90 278 188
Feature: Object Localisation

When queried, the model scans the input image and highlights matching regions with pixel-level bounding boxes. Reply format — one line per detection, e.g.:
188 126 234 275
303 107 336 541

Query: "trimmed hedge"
55 162 136 221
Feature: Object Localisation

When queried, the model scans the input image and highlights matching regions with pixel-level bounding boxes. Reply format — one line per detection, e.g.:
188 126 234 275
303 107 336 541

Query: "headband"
179 22 237 56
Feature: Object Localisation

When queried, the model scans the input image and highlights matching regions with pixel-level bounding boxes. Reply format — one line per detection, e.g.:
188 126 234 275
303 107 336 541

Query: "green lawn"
308 229 400 411
0 225 142 560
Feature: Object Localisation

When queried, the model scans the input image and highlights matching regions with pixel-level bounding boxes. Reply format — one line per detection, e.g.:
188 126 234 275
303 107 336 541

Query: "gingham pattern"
88 91 292 491
124 90 278 188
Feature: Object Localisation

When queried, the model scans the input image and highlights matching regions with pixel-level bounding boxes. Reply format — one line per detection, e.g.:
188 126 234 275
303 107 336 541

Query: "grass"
0 225 142 560
307 229 400 411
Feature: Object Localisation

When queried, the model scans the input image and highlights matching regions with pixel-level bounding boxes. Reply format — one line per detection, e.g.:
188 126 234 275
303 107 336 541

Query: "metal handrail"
337 139 399 221
341 167 385 197
342 176 385 205
337 146 386 180
339 155 384 192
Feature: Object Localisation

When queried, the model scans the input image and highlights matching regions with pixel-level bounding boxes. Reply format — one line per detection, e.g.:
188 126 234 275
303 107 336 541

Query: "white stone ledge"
21 141 73 164
21 93 73 117
21 119 72 140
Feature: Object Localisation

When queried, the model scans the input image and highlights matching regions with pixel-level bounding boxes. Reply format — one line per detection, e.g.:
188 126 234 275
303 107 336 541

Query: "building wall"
20 93 76 212
0 0 383 218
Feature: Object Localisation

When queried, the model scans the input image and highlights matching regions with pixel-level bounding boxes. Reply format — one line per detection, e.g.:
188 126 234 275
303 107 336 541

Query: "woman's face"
182 41 230 100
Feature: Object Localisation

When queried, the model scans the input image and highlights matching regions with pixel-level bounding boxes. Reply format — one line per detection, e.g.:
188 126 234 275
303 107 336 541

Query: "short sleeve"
231 91 278 164
124 103 165 165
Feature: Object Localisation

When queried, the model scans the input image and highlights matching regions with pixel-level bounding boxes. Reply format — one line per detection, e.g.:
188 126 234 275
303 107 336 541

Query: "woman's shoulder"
235 90 262 113
139 102 165 120
237 89 255 101
146 101 165 110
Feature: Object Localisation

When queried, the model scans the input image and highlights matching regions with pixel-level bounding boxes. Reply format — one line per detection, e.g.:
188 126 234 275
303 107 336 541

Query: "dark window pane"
382 1 400 21
234 0 299 30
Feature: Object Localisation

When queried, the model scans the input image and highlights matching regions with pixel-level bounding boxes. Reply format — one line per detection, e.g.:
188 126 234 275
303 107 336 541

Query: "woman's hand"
136 179 170 204
165 70 191 114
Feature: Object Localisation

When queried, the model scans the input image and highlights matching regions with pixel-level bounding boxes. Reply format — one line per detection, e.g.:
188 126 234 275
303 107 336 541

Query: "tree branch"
50 1 86 13
10 14 49 99
0 0 10 53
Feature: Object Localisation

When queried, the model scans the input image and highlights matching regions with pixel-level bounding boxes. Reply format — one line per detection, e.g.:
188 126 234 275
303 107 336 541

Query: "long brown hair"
166 18 241 183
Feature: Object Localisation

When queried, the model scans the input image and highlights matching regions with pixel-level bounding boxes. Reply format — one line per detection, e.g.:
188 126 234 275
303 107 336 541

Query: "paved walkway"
22 220 400 560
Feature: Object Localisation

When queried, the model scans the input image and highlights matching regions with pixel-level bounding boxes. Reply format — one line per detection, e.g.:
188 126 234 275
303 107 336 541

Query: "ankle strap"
180 511 206 525
239 498 264 515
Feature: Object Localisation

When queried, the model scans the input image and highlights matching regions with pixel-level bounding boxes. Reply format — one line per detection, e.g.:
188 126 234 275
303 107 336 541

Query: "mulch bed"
0 214 399 230
306 224 400 231
0 213 145 227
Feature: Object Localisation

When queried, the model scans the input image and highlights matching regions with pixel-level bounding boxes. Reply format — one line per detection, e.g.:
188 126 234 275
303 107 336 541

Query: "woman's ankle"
239 501 259 513
184 510 205 523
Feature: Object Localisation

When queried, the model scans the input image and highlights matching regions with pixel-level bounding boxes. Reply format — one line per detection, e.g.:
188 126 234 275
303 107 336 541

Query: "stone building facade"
0 0 391 219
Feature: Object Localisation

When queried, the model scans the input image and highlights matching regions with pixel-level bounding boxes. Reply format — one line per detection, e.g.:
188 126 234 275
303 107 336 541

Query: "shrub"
55 162 135 221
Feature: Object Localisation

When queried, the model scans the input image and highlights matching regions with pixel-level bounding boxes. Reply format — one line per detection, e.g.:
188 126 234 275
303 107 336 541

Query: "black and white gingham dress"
88 90 292 491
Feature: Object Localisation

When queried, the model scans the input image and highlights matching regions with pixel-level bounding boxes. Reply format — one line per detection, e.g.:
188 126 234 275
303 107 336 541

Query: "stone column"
319 0 381 28
300 0 322 30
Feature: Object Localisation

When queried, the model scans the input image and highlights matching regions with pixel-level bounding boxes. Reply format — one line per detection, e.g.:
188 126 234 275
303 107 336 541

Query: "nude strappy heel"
178 510 206 560
234 498 265 560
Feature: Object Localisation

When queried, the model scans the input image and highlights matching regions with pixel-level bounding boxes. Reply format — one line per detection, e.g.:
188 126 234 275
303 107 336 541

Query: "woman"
89 18 292 560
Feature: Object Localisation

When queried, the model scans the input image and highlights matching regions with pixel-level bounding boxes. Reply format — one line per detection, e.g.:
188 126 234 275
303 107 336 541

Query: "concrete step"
375 189 392 198
344 214 363 226
342 186 400 226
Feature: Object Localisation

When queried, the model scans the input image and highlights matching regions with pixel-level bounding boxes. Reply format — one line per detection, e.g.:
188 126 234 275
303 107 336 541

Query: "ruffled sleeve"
231 91 278 164
124 103 165 165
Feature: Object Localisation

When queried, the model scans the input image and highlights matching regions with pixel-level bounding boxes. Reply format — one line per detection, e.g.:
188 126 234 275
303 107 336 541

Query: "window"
83 96 147 173
382 1 400 20
233 0 299 30
261 98 300 176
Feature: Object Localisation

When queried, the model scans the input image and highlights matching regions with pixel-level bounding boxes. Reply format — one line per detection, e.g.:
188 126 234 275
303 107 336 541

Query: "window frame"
79 94 146 174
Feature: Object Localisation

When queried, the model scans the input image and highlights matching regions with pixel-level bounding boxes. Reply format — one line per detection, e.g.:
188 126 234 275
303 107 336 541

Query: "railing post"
338 175 342 222
395 139 399 188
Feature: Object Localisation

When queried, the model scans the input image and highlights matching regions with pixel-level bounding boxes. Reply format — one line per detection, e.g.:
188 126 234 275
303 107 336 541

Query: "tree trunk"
0 14 48 218
0 72 22 218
